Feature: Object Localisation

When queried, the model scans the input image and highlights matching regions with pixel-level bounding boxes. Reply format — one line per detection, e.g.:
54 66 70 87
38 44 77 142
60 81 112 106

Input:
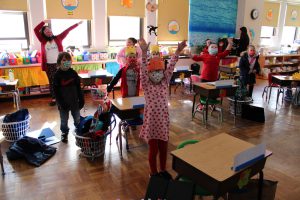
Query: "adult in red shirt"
192 38 233 82
34 20 82 106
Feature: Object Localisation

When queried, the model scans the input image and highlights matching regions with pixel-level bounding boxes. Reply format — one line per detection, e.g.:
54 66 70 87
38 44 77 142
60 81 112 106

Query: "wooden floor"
0 79 299 200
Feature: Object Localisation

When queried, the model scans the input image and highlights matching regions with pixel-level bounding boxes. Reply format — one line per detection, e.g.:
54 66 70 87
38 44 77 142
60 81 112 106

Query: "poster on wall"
61 0 79 15
168 21 179 35
188 0 237 47
121 0 133 8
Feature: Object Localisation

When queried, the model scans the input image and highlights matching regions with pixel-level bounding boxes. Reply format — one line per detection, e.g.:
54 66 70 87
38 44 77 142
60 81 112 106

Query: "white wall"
236 0 264 46
92 0 107 50
28 0 45 51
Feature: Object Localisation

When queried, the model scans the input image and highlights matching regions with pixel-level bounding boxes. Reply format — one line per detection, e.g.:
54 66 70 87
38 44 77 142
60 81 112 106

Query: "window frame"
0 11 29 50
49 19 92 48
107 16 144 45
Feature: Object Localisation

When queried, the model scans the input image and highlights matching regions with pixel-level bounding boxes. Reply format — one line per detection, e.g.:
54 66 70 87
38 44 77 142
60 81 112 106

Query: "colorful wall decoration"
189 0 238 47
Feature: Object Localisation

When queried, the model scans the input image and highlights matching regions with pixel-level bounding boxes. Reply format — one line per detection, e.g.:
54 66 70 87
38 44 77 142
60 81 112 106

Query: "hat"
125 46 137 57
150 45 160 54
147 57 164 71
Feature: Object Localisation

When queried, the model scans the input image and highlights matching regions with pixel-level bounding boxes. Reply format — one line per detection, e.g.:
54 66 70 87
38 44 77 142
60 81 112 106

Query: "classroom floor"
0 79 299 200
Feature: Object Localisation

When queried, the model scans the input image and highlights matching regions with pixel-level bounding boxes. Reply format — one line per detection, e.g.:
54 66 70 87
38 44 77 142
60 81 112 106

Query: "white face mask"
149 70 164 84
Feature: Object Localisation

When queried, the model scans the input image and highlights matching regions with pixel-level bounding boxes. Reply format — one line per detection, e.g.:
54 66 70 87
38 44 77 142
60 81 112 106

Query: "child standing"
138 39 187 179
53 52 84 142
239 45 260 98
192 38 233 82
117 37 142 68
107 46 140 98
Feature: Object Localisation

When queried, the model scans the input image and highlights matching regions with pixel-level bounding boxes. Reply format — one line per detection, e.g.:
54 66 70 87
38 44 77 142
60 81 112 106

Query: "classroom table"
219 65 237 77
0 79 20 110
170 69 193 95
171 133 272 200
110 96 145 158
192 82 237 125
271 75 300 109
78 70 114 97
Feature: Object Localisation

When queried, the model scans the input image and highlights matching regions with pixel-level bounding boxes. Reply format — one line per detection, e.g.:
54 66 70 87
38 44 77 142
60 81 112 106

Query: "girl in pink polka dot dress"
138 39 187 179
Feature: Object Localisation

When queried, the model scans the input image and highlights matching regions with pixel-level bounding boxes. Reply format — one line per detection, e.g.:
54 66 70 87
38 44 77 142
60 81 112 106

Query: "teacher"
34 19 83 106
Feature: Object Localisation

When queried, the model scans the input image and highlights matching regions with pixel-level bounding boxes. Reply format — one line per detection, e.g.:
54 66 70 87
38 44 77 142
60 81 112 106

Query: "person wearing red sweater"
34 20 83 106
107 46 140 98
192 38 233 82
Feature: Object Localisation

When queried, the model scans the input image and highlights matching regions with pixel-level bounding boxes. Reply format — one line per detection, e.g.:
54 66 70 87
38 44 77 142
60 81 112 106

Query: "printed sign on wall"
61 0 79 15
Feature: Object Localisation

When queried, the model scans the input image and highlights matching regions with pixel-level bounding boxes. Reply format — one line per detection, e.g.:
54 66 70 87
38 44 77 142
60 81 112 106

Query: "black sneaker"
149 172 160 178
61 133 69 143
159 171 173 180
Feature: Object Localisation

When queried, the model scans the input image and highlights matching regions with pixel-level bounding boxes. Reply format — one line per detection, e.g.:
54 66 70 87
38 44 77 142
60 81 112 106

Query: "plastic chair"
193 97 223 124
176 140 212 198
116 115 144 151
262 73 283 103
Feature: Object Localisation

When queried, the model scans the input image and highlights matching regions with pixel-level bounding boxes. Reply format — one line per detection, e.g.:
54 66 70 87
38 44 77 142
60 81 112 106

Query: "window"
281 26 296 45
295 27 300 44
108 16 142 46
50 19 91 48
260 26 275 46
0 11 29 51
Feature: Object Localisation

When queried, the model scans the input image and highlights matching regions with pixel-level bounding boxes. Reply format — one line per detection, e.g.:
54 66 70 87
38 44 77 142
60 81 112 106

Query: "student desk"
170 69 193 95
219 65 237 78
110 96 145 158
79 70 114 97
192 82 237 125
271 75 300 109
0 79 20 110
171 133 272 200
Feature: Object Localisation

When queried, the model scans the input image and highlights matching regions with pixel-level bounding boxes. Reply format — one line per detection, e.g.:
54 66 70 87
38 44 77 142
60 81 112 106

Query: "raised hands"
175 40 187 55
138 38 150 54
43 19 51 24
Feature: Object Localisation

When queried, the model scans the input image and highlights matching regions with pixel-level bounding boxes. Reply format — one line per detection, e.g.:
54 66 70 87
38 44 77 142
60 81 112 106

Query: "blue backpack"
77 116 93 136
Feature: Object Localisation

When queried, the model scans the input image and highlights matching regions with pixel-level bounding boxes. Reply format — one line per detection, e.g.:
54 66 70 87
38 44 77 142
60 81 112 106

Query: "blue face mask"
61 61 71 71
208 48 218 55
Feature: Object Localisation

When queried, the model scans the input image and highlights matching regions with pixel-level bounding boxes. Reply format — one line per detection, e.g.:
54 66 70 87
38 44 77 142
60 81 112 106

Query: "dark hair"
40 26 55 41
205 38 211 42
57 52 71 65
128 37 138 44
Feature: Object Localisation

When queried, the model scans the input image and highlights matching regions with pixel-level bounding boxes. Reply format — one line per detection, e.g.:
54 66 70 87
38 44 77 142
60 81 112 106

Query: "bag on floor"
241 104 265 123
3 108 29 123
228 179 278 200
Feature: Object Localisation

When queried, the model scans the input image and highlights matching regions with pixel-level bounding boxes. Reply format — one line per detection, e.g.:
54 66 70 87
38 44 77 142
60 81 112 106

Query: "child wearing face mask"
53 52 85 142
117 37 142 68
138 39 187 179
238 45 260 98
192 38 233 82
107 46 140 98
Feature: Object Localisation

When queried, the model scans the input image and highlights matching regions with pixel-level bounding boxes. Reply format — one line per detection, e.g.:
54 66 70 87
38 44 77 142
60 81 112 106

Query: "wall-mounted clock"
251 9 259 20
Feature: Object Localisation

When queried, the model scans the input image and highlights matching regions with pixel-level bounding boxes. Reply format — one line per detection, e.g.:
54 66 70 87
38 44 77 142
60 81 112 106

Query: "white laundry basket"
0 115 31 142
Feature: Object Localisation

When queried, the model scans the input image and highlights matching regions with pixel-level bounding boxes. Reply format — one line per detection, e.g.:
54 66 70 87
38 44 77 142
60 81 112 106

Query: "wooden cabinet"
259 54 300 79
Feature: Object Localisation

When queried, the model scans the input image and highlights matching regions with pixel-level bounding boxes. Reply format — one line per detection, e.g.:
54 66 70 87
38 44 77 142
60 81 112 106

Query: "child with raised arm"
192 38 233 82
107 46 140 98
138 39 187 179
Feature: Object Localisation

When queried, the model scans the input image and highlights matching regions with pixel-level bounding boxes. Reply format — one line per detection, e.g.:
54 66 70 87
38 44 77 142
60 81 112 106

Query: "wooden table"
219 65 237 75
171 133 272 200
192 82 237 125
79 70 114 97
170 69 193 95
271 75 300 109
111 96 145 158
0 79 20 110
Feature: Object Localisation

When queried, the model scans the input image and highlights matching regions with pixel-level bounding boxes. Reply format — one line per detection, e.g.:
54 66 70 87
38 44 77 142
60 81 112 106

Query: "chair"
191 63 200 75
193 97 223 124
262 73 283 103
116 115 144 151
176 140 212 199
